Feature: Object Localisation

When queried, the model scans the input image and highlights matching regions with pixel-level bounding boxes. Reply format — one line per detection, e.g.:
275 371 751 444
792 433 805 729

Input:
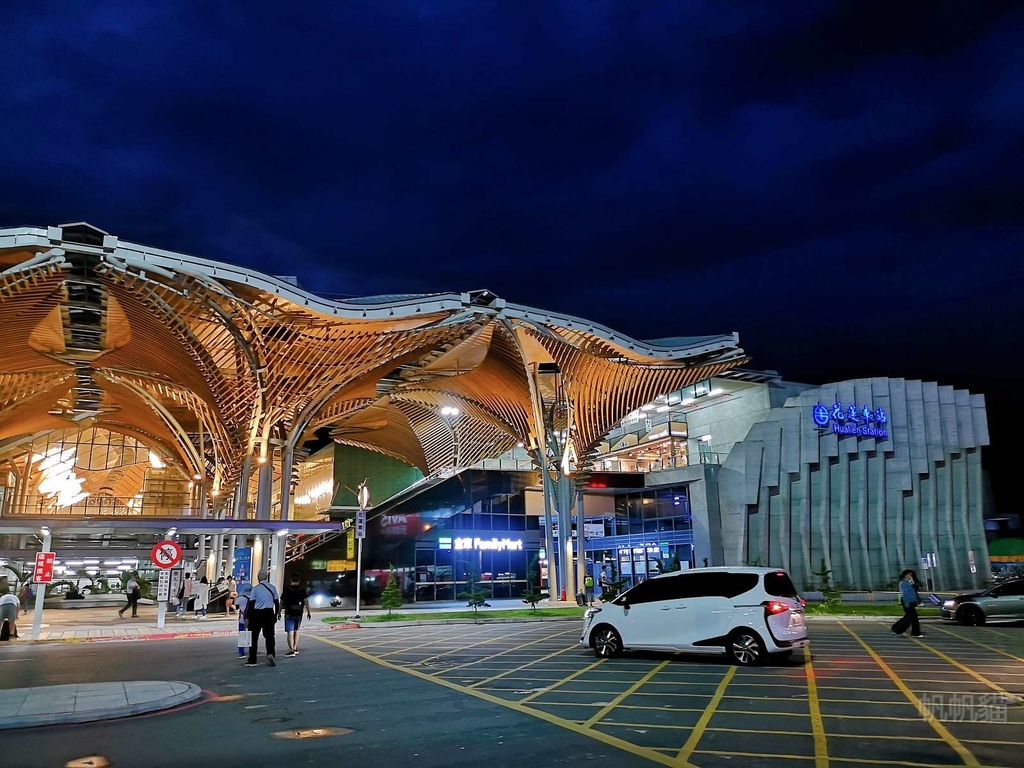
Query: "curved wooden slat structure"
0 223 747 504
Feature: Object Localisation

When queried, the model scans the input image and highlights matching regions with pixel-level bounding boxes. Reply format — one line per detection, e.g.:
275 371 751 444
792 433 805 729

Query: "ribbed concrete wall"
717 378 990 591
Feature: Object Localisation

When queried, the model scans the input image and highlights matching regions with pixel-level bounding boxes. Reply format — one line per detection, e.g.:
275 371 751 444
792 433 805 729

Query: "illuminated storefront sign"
438 536 524 552
812 401 889 438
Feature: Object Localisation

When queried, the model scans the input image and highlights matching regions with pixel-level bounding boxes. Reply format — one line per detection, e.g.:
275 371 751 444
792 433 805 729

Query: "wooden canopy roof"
0 223 746 493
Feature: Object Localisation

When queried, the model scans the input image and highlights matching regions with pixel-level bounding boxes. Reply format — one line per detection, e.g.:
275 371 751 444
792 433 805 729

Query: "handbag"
237 628 252 649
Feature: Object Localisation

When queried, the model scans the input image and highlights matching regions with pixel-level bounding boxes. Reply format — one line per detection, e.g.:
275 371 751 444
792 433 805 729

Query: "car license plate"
791 613 804 625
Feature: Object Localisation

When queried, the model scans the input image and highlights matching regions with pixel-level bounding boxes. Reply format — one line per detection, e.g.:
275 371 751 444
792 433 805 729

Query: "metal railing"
7 494 203 517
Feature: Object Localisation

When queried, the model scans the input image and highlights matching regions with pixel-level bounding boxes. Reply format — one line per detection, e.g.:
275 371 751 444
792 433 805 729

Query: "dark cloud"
2 1 1022 510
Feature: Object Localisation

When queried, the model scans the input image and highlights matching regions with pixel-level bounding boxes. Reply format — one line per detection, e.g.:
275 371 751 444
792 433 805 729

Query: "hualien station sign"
812 401 889 439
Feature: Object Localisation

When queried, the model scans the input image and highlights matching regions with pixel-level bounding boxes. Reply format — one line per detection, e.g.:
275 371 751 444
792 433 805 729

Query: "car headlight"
942 600 956 609
583 607 601 621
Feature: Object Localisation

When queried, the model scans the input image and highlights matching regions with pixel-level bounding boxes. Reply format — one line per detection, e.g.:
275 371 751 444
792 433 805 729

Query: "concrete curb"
327 615 583 629
0 681 204 730
324 613 942 629
34 629 238 645
805 615 944 622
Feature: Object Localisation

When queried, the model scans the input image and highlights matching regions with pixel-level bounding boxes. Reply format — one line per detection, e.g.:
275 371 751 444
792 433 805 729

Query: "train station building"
0 222 743 610
0 223 992 613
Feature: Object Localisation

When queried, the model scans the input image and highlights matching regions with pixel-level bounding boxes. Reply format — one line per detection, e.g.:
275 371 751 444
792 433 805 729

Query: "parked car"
579 566 808 665
942 578 1024 625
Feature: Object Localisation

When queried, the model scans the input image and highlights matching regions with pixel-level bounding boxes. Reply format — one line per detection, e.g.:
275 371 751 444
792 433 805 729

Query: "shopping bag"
237 629 252 649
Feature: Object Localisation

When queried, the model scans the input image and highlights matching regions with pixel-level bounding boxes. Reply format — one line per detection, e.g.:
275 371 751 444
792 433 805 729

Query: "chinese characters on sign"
812 401 889 438
33 552 56 583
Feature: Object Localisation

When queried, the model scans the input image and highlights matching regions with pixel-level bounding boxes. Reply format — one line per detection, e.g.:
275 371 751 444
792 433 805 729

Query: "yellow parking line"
599 721 691 731
310 634 686 768
928 624 1024 665
695 749 813 762
369 625 504 655
583 659 673 728
519 658 607 703
383 624 543 662
839 622 980 767
675 666 735 763
819 696 916 707
804 645 829 768
353 626 463 649
439 629 578 676
694 707 807 718
468 646 581 688
907 638 1024 705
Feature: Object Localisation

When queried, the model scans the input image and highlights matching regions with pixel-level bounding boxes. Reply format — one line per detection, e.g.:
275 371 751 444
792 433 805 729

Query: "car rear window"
763 571 799 597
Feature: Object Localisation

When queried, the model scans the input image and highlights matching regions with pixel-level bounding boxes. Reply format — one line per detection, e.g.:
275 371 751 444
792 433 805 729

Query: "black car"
941 578 1024 625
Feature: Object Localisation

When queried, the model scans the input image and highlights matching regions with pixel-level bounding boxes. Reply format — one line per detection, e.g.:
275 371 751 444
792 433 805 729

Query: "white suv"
580 566 808 665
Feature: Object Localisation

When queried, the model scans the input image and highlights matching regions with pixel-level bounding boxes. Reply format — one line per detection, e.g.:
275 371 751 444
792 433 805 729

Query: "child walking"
235 583 252 658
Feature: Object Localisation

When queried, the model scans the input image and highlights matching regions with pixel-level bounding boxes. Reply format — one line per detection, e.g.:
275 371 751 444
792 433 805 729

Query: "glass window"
615 576 676 606
990 580 1024 597
764 571 799 597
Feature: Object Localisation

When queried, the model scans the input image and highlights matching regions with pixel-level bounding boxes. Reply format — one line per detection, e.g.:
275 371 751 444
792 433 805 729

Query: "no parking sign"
151 540 183 569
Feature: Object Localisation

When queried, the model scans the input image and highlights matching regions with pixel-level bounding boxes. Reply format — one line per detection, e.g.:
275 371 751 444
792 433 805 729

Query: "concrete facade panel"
708 376 990 590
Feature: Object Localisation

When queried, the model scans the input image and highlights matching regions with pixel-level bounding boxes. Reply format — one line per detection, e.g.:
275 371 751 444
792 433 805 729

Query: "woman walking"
192 576 210 619
891 569 925 638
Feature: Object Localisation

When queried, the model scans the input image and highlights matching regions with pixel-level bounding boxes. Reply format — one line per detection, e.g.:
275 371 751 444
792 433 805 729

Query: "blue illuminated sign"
812 401 889 438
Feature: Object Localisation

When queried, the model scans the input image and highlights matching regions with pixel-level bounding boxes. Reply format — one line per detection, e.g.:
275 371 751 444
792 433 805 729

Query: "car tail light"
799 597 807 608
765 600 789 615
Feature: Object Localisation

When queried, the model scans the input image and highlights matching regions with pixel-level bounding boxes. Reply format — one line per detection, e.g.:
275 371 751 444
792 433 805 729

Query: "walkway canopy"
0 222 746 511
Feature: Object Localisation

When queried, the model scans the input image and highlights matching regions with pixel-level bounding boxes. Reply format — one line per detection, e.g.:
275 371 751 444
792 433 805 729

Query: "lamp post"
353 480 369 619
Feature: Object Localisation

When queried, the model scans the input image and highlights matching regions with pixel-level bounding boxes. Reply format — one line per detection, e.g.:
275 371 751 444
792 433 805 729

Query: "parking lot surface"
313 619 1024 768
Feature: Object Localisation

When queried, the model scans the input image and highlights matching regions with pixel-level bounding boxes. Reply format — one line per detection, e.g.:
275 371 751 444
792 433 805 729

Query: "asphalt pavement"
0 630 653 768
2 606 1022 767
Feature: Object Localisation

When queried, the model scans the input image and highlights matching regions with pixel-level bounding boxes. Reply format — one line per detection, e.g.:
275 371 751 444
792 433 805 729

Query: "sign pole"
30 531 52 642
353 481 369 619
354 535 363 619
150 538 183 629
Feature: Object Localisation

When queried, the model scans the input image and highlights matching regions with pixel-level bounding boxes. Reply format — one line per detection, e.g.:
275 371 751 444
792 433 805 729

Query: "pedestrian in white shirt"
193 576 210 619
119 573 142 618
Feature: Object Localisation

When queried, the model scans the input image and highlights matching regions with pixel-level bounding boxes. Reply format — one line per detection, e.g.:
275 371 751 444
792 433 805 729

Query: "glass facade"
355 469 542 602
582 486 694 589
303 471 695 602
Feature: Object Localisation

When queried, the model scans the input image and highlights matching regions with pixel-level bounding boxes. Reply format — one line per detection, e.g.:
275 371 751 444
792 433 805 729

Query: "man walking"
119 572 141 618
246 569 280 667
583 573 595 606
891 569 925 638
281 573 312 657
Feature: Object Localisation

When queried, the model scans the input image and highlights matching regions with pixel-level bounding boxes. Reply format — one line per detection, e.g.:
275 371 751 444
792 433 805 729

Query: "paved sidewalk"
30 613 241 642
0 681 203 729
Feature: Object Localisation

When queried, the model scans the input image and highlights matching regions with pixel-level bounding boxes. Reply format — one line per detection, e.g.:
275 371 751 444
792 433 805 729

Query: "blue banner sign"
233 547 252 582
812 401 889 438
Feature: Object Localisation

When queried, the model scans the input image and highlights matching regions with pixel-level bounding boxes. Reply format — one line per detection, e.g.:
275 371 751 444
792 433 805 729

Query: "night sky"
3 3 1022 518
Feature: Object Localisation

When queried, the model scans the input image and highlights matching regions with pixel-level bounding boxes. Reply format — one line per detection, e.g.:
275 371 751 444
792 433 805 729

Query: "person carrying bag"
244 569 280 668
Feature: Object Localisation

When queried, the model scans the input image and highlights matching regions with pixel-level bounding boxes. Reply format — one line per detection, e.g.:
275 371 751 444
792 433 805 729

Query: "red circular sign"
150 540 183 569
